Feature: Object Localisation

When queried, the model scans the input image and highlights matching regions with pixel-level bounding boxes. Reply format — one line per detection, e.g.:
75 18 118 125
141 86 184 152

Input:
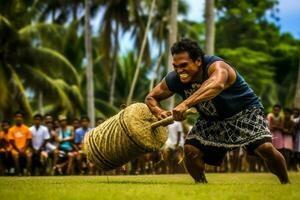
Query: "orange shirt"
0 131 12 152
8 125 32 150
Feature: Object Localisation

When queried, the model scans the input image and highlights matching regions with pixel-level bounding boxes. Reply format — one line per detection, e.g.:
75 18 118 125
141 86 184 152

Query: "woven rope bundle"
83 103 167 170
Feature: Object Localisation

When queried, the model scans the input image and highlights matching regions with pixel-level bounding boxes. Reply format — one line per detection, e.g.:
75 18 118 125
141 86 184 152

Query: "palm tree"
204 0 215 55
84 0 95 127
0 1 82 119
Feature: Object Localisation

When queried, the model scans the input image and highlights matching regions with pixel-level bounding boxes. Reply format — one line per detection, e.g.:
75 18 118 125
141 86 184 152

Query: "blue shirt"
58 127 73 151
165 55 263 119
75 127 91 144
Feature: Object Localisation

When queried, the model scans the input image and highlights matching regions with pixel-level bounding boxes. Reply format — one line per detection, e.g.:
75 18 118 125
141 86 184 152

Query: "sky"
184 0 300 38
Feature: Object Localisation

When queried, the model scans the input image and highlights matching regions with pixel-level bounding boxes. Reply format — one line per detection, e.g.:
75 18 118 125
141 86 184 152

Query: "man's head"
58 115 67 127
80 116 90 129
293 108 300 118
14 111 24 126
171 38 205 84
44 114 53 124
73 118 80 129
1 120 10 132
272 104 281 116
284 108 293 119
96 117 105 126
33 114 43 127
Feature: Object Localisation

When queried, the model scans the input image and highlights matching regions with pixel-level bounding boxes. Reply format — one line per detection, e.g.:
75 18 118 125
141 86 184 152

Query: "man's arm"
10 140 19 152
172 61 236 120
145 79 174 120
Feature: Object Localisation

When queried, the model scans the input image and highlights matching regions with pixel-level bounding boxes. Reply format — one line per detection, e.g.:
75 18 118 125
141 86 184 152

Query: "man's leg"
254 142 290 184
183 144 207 183
12 150 21 175
26 150 32 176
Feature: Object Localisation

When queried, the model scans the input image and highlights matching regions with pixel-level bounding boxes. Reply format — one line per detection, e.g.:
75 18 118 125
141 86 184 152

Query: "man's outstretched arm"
145 79 174 120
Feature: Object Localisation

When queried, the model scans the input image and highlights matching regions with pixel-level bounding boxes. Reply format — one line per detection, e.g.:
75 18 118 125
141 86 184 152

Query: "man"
53 115 75 175
0 120 12 175
8 112 32 175
145 38 289 184
30 114 50 175
74 116 91 175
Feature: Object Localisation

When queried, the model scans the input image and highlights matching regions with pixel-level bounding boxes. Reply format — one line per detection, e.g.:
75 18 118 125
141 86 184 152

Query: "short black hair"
14 111 23 117
171 38 205 62
273 104 281 109
33 114 43 120
80 116 90 122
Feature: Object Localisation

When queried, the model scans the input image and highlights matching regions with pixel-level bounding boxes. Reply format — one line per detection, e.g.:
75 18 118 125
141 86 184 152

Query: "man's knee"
255 142 277 157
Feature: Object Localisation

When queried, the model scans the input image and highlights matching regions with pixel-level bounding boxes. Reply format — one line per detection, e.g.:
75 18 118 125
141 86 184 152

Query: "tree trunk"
38 90 44 115
85 0 95 127
166 0 178 110
204 0 215 55
294 58 300 108
109 24 119 105
127 0 156 105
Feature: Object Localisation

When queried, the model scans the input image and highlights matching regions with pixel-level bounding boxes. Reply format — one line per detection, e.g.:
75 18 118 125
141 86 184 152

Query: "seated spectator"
8 112 32 176
30 114 50 175
74 116 91 175
53 115 75 175
0 120 12 175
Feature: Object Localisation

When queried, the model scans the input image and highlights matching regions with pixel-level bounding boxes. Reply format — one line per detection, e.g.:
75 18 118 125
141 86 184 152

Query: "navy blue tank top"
165 55 263 119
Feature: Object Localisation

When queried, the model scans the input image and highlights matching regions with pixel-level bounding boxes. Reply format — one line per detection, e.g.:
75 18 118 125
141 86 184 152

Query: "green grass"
1 173 299 200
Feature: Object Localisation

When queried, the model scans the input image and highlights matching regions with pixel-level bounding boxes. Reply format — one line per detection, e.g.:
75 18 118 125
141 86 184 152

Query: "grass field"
1 173 300 200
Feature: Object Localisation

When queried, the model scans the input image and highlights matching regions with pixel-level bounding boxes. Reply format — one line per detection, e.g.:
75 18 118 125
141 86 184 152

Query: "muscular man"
145 38 289 184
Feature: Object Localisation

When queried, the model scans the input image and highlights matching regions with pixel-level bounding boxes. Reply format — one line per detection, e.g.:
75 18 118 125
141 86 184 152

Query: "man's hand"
153 109 172 120
172 103 189 121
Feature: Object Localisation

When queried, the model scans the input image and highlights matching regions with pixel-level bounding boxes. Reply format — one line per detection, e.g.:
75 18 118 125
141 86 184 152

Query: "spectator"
8 112 32 175
162 121 185 174
0 120 12 175
72 118 80 131
45 120 57 170
267 104 284 150
30 114 50 175
53 115 75 175
74 116 91 174
282 108 295 170
292 108 300 171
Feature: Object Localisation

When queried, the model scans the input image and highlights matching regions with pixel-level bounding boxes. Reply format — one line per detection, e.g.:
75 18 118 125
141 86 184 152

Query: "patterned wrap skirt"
186 107 272 148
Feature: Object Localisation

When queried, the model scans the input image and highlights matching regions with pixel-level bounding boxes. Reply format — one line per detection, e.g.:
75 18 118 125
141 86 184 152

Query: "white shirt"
165 121 184 149
30 125 50 150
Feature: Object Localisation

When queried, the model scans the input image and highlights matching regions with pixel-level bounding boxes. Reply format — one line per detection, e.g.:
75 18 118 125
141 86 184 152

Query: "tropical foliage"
0 0 299 121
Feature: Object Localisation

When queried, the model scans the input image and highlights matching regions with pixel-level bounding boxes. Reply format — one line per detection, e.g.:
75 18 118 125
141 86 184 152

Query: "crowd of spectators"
1 104 300 176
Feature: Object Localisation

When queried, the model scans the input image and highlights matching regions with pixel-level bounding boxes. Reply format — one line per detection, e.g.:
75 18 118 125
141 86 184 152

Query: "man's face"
14 114 23 126
273 107 281 116
73 120 80 129
59 120 67 127
172 52 202 84
34 117 41 126
1 122 9 132
81 119 90 128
